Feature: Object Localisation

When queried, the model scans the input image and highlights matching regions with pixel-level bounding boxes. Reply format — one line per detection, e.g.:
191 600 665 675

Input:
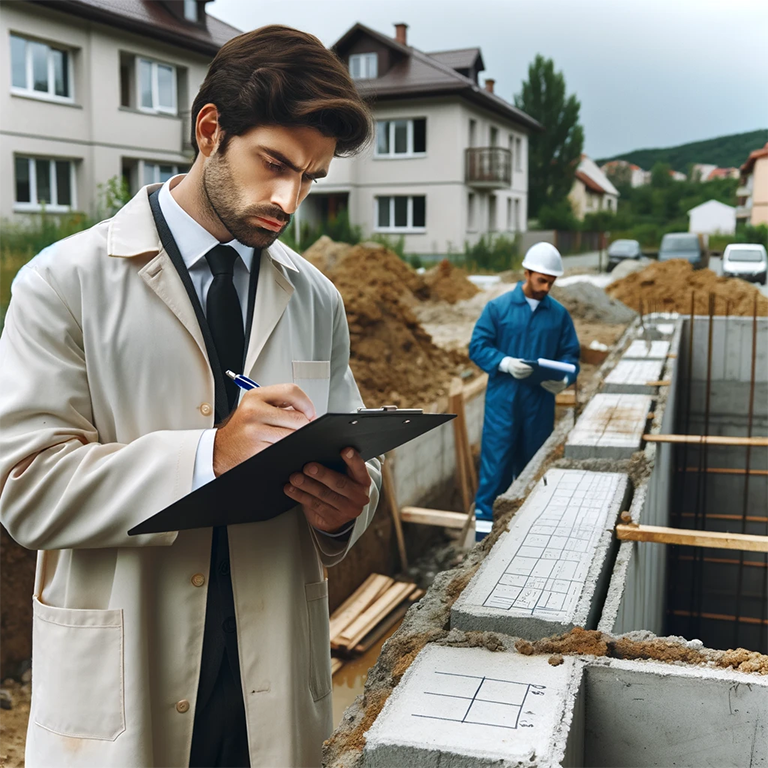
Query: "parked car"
722 243 767 285
658 233 708 269
607 239 643 271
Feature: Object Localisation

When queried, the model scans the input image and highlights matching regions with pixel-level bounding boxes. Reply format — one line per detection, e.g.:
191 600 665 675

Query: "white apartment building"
0 0 239 221
297 23 541 257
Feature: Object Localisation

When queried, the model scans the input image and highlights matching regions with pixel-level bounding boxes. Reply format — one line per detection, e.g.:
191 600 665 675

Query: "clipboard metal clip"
357 405 424 414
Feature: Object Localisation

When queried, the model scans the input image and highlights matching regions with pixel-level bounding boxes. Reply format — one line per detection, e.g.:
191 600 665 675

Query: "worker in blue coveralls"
469 243 580 539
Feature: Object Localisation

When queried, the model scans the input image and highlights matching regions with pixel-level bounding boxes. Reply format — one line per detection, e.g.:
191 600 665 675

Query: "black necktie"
205 244 244 413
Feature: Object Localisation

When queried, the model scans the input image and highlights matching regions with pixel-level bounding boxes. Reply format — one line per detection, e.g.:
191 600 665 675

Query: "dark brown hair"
191 25 372 157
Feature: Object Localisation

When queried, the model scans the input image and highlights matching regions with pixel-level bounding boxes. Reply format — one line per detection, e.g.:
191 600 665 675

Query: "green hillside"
597 129 768 173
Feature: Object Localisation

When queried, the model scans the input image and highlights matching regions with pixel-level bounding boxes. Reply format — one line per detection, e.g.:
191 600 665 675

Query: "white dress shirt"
158 177 254 490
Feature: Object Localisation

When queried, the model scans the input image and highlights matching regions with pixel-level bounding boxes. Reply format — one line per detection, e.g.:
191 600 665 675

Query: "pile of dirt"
423 260 480 304
301 235 353 274
551 281 637 324
606 259 768 316
319 243 474 407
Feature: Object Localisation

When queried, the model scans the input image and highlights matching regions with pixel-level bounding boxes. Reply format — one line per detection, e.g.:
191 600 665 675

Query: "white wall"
0 3 213 220
689 203 736 235
312 96 529 255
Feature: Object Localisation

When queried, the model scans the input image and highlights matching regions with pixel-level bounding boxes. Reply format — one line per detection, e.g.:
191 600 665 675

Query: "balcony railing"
466 147 512 188
736 205 752 219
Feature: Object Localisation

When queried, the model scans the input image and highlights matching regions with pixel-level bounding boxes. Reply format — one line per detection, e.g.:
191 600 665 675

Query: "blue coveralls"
469 282 580 522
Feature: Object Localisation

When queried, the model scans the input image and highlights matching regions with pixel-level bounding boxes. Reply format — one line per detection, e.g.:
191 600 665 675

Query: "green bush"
460 234 521 273
537 200 579 231
282 208 363 252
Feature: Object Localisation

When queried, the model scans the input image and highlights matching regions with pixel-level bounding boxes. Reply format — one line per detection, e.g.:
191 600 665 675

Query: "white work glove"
541 376 569 395
499 356 533 379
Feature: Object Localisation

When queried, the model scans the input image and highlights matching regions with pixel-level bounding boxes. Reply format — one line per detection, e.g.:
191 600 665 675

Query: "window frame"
10 33 74 104
349 52 377 80
515 137 522 171
140 160 185 186
374 118 427 159
14 155 76 212
136 56 178 115
374 195 426 233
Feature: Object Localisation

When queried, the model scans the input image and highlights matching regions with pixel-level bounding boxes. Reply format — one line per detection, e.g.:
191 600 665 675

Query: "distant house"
688 200 736 236
707 167 739 181
601 159 649 187
1 0 240 221
691 164 739 182
669 170 687 182
298 22 542 257
569 156 619 220
737 142 768 226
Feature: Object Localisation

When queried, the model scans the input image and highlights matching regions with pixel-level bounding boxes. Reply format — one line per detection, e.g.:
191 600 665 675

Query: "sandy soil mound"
316 243 474 407
551 281 637 324
301 235 353 274
606 259 768 316
423 260 480 304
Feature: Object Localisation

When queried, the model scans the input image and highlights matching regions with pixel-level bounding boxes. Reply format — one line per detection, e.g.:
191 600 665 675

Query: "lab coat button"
191 573 205 587
200 403 212 416
219 559 230 575
176 700 190 713
223 617 236 634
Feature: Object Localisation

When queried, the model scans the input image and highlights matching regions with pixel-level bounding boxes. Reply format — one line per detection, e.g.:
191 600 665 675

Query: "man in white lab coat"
0 25 379 767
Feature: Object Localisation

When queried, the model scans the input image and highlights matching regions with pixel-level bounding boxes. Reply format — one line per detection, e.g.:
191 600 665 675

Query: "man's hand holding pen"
214 376 369 534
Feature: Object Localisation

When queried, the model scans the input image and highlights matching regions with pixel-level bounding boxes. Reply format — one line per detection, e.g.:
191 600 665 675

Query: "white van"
722 243 767 285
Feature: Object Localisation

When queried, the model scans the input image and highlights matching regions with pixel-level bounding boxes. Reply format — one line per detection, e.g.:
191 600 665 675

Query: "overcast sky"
207 0 767 160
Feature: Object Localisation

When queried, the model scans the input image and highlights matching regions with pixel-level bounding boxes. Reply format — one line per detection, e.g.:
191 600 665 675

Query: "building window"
490 126 498 147
14 156 75 211
183 0 198 21
514 198 521 231
489 195 497 232
506 198 512 230
375 195 426 231
349 53 377 80
142 161 185 186
468 193 476 231
469 119 476 148
515 137 522 171
508 134 515 169
137 57 177 114
375 119 427 157
10 34 72 102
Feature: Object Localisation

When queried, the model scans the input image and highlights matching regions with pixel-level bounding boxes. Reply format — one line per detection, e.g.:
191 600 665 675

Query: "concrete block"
565 394 652 460
452 470 629 639
602 359 665 394
363 644 577 768
623 339 670 359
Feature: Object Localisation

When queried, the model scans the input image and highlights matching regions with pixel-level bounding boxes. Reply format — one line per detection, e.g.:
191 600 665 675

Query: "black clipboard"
128 409 455 535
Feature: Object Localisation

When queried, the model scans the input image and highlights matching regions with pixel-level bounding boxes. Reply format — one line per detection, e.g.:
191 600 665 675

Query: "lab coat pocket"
293 361 331 417
305 579 332 702
32 597 125 740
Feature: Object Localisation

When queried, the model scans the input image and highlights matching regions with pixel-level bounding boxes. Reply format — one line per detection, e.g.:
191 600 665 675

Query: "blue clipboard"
520 358 576 385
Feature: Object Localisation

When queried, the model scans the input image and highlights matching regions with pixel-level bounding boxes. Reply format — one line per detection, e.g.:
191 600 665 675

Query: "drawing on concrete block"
412 670 547 731
565 393 652 459
481 471 621 616
623 339 671 359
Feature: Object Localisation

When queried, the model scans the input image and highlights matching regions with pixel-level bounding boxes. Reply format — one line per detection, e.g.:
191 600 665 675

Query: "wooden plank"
449 383 472 511
555 390 576 406
645 380 671 386
669 609 768 626
382 462 408 572
401 506 467 528
644 434 768 447
352 602 410 655
329 574 393 643
331 658 344 675
337 582 417 650
462 374 488 402
616 523 768 553
679 466 768 476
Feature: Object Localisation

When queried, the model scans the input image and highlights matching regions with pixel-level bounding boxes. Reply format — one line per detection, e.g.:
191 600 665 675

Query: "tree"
515 55 584 218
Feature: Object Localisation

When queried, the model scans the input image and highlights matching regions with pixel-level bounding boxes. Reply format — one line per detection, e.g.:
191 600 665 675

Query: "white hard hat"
522 242 563 277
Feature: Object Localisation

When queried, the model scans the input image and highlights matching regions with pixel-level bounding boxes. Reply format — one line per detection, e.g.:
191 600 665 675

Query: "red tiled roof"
575 170 608 195
333 23 542 133
741 142 768 175
32 0 241 56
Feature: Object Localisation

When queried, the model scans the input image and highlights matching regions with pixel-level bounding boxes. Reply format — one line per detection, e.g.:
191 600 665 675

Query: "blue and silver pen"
226 370 260 391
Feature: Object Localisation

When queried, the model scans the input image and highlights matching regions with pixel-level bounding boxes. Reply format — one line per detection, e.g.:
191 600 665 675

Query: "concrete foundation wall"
582 661 768 767
390 390 484 507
